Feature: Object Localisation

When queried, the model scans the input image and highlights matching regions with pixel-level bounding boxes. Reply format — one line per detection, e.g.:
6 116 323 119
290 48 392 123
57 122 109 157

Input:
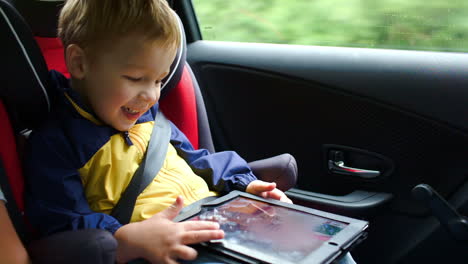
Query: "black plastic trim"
173 0 201 43
286 188 393 216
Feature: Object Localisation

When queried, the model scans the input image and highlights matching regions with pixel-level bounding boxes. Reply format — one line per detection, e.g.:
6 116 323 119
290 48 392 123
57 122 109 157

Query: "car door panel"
187 41 468 200
186 40 468 263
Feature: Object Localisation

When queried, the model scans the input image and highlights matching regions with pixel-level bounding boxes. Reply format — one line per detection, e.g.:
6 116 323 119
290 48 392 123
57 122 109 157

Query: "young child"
24 0 290 263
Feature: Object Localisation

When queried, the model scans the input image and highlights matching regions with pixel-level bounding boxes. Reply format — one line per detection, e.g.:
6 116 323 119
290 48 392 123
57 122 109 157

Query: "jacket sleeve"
168 121 257 194
24 131 122 237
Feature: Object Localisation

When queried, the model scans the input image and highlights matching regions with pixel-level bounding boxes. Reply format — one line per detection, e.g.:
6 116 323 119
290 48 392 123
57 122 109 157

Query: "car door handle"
328 160 380 178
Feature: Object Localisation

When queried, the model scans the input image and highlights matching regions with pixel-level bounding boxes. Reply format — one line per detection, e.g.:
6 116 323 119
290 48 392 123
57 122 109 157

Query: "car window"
192 0 468 53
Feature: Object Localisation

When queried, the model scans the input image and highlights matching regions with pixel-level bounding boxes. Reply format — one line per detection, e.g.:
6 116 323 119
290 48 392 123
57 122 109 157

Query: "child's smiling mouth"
121 106 145 120
123 106 140 114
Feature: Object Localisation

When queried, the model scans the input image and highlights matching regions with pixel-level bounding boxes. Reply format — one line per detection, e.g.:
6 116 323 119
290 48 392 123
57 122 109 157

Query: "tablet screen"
190 197 349 263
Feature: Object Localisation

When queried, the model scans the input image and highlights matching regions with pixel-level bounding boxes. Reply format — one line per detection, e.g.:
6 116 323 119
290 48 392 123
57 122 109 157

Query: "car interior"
1 0 468 263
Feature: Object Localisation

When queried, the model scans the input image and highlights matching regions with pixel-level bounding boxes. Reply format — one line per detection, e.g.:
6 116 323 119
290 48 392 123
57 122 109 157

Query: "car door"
173 1 468 263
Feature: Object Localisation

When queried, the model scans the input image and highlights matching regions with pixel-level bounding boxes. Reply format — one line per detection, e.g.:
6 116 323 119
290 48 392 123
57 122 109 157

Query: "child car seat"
0 1 117 263
0 0 297 262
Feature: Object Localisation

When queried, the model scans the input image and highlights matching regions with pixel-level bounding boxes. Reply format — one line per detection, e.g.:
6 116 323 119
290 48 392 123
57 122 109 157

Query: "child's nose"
139 85 160 103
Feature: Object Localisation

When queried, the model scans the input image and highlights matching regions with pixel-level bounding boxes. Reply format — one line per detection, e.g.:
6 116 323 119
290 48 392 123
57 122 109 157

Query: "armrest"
28 229 117 264
248 153 297 191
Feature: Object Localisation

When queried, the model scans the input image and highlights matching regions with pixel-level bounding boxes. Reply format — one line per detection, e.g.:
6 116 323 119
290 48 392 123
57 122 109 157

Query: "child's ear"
65 44 87 79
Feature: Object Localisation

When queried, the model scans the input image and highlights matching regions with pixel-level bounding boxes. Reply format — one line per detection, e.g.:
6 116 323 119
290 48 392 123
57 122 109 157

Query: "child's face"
77 34 176 131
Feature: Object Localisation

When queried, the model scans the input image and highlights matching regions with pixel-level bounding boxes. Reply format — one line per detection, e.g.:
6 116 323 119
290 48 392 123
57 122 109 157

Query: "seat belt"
111 111 172 225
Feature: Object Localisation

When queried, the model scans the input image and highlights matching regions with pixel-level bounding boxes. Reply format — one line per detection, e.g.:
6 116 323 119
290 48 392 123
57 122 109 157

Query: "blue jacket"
24 70 256 237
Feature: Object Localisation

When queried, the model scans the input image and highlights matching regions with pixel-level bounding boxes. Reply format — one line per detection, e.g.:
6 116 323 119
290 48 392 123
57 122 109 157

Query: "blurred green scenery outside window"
192 0 468 53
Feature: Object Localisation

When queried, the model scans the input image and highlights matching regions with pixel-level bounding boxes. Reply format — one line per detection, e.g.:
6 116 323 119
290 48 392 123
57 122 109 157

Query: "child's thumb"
160 196 184 220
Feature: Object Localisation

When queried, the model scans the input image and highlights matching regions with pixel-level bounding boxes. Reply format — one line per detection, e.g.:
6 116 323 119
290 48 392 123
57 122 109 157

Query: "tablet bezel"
174 191 368 264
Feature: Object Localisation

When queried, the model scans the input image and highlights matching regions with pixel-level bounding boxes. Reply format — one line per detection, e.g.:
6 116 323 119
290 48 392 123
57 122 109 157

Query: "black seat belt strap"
111 111 172 225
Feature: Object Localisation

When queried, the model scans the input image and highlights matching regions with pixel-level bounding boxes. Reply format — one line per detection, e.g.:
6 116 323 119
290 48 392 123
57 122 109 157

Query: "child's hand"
115 196 224 264
246 180 293 204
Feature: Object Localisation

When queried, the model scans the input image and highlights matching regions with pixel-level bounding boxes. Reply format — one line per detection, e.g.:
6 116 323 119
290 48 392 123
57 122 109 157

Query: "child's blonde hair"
58 0 180 52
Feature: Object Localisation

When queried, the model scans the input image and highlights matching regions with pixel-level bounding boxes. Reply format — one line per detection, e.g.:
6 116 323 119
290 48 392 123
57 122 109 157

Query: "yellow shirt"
79 122 217 222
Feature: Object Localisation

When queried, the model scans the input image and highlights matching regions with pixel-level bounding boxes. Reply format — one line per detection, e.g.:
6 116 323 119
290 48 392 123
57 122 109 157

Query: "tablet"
174 191 369 264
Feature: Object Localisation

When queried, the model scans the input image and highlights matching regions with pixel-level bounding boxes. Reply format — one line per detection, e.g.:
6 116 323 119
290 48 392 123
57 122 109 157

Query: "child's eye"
124 76 142 82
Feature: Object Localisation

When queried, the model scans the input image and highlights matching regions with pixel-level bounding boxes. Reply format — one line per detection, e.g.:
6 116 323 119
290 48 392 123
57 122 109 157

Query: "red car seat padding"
0 100 24 212
159 66 199 149
34 37 69 78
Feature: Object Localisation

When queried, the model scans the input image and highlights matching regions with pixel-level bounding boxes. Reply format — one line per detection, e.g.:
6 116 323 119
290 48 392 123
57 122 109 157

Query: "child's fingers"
182 220 220 231
265 189 293 204
147 255 179 264
280 195 293 204
158 196 184 220
247 180 276 195
264 190 282 200
180 229 225 245
171 245 198 261
258 181 276 191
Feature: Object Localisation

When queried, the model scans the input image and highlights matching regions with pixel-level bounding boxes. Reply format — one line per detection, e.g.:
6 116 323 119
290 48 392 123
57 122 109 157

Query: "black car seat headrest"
13 0 62 37
0 0 51 132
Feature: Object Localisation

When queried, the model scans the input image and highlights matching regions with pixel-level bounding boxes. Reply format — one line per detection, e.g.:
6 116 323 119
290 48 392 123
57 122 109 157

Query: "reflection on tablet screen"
190 197 349 263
